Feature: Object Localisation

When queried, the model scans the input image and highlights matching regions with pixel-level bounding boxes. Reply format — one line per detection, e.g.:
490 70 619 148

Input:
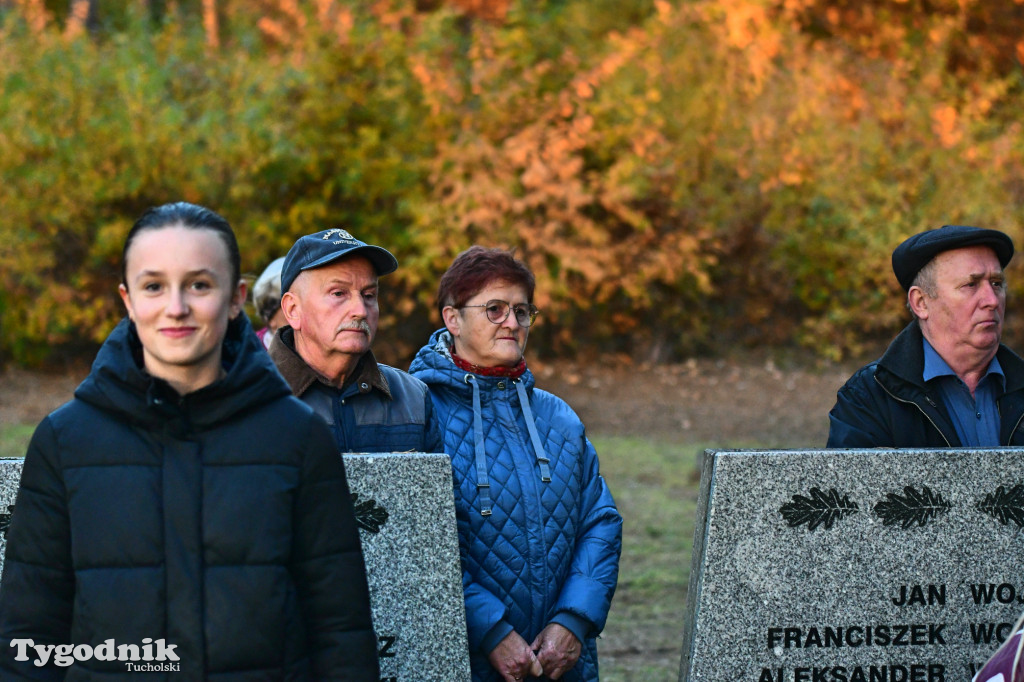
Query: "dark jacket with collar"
827 320 1024 447
0 316 378 680
269 327 443 454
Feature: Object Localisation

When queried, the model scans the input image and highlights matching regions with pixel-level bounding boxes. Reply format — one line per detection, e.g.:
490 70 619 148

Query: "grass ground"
593 435 703 681
0 425 34 459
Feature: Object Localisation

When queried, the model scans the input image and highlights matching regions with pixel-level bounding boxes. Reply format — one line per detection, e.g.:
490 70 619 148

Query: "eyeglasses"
459 300 540 327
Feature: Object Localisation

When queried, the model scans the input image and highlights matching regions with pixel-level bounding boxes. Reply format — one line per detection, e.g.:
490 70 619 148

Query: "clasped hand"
488 623 581 681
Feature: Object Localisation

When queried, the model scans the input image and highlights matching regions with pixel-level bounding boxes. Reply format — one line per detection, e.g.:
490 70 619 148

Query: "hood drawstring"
465 373 552 518
466 374 493 517
515 379 552 483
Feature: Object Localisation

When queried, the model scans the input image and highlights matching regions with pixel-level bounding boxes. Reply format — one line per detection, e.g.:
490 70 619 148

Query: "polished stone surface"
0 458 18 571
681 448 1024 682
345 453 471 681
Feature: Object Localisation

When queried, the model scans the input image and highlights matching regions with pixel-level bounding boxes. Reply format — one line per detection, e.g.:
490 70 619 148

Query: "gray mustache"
336 321 372 335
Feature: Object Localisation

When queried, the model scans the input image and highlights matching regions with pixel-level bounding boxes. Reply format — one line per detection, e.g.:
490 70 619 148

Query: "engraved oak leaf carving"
977 484 1024 528
780 487 859 531
351 493 389 534
873 486 951 529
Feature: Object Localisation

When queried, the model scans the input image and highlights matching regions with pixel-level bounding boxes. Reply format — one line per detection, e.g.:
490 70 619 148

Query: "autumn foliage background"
4 0 1024 367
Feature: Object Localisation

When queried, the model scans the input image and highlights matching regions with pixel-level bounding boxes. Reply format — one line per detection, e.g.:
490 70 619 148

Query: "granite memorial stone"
0 453 470 682
0 458 17 566
344 453 471 682
681 448 1024 682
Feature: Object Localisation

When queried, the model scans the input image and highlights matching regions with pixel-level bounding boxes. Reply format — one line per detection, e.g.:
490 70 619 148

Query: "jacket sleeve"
427 388 512 654
456 488 515 653
424 392 446 456
463 565 515 654
291 416 379 681
0 417 74 681
551 434 622 637
826 368 895 448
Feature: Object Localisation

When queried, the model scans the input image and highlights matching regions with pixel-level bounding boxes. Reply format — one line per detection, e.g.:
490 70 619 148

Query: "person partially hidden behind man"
270 228 443 453
828 224 1024 447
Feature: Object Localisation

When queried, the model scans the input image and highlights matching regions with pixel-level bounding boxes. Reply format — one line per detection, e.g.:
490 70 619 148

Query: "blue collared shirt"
923 338 1004 446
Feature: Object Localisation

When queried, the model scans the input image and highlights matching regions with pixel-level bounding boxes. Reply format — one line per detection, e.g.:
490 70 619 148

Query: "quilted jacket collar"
410 328 551 517
409 328 536 396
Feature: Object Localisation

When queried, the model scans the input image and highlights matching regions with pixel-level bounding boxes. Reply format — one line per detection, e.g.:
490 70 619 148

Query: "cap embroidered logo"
322 228 356 244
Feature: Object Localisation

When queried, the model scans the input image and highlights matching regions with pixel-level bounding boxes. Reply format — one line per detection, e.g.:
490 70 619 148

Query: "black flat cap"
891 224 1014 291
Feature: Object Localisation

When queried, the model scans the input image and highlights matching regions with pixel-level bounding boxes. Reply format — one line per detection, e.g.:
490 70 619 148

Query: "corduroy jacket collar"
268 326 392 400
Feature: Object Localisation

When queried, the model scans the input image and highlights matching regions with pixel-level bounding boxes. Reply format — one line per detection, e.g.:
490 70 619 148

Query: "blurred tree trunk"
140 0 166 25
202 0 218 48
64 0 92 36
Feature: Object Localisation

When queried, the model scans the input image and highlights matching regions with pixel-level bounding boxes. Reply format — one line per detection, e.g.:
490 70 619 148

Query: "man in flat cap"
269 228 443 453
828 224 1024 447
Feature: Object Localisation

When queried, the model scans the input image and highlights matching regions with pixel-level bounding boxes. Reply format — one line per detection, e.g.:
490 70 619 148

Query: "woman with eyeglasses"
410 246 622 682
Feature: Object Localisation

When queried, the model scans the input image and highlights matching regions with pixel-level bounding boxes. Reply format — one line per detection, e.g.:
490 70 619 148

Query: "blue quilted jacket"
410 330 622 682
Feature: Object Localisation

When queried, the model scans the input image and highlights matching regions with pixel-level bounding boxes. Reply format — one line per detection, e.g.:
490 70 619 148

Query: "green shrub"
4 0 1024 366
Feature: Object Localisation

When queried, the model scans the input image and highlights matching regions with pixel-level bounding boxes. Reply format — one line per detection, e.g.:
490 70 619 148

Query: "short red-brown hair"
436 246 536 318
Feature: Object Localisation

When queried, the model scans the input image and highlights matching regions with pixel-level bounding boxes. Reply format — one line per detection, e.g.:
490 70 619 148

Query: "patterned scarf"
450 348 527 379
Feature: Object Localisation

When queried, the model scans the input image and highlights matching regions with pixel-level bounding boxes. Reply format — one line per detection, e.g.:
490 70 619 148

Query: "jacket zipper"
1003 404 1024 445
874 376 952 446
506 378 549 633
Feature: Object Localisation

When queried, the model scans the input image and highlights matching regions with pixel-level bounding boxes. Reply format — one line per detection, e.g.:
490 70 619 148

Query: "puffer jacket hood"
411 328 622 682
411 329 552 516
0 314 379 680
75 315 291 430
411 328 528 391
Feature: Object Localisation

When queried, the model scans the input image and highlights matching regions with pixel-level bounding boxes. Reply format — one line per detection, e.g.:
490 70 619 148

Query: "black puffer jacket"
0 317 379 681
827 320 1024 448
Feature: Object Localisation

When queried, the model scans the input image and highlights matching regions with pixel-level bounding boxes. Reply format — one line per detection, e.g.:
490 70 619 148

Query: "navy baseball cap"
281 229 399 293
892 224 1014 291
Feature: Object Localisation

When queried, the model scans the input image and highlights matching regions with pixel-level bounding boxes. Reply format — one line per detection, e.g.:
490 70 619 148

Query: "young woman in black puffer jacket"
0 202 379 681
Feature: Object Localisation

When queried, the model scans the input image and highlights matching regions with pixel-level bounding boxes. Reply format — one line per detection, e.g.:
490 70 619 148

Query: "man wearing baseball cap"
828 224 1024 447
269 228 443 453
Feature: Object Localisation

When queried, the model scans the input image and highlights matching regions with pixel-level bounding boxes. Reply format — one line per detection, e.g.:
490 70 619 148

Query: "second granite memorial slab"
341 452 470 682
681 448 1024 682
